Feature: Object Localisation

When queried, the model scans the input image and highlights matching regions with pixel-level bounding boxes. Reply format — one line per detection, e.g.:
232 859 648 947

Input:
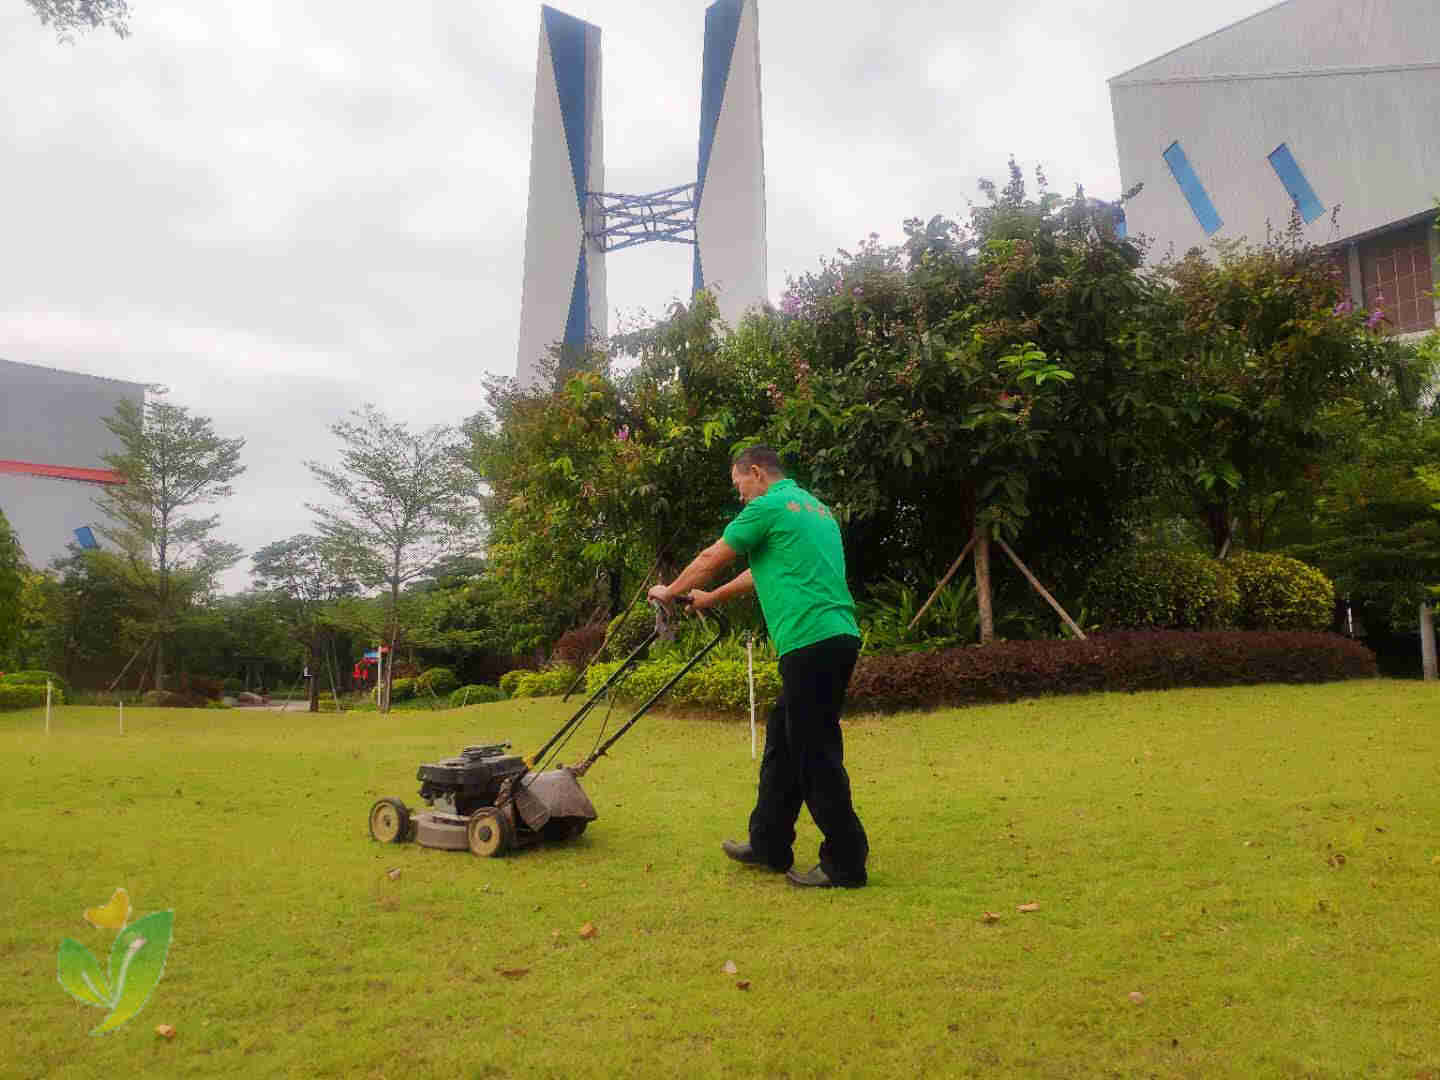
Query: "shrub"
1 669 69 695
450 684 507 707
1227 552 1334 631
586 657 780 715
140 689 204 708
0 682 60 709
388 677 416 702
499 670 528 697
599 603 657 661
512 667 577 698
1086 550 1239 630
181 675 224 701
204 700 231 710
415 667 459 697
553 622 608 668
221 677 244 694
845 631 1376 712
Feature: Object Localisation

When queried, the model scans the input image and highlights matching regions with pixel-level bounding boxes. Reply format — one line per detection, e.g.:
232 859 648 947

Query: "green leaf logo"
56 906 174 1035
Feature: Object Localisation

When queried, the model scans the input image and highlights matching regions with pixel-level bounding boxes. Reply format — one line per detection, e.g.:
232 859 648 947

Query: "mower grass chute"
367 599 729 857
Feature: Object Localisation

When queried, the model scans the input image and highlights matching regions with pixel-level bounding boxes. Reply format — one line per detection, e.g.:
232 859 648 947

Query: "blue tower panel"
1163 141 1223 237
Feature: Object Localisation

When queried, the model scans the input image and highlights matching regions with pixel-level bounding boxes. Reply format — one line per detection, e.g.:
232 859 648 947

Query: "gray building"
0 357 146 570
1110 0 1440 336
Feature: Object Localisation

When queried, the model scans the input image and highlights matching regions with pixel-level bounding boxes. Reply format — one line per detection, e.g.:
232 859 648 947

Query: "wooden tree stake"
908 535 977 630
995 538 1087 641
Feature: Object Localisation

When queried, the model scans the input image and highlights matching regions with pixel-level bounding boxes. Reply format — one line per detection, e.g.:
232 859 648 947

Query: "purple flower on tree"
1364 309 1386 330
1333 299 1354 316
780 293 801 316
615 425 630 441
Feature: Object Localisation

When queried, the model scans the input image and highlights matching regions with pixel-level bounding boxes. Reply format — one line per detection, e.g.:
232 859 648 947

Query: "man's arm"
648 539 738 606
690 568 754 610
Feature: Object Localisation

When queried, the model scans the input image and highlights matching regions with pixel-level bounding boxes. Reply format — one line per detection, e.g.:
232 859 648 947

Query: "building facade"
0 357 144 570
1110 0 1440 335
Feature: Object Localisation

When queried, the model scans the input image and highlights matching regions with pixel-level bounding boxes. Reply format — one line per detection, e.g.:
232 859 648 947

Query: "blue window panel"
564 248 588 347
1162 141 1223 236
73 526 98 550
696 0 742 202
1267 143 1325 224
543 6 589 213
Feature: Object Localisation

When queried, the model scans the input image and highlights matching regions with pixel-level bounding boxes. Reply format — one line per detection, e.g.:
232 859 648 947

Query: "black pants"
748 634 868 885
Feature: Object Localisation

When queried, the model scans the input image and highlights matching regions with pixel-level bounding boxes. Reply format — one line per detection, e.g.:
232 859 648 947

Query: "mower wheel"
369 798 411 844
467 806 513 857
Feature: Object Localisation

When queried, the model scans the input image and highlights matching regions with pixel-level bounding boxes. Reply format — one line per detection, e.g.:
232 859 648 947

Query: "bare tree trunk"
974 526 994 645
154 635 166 692
307 642 320 712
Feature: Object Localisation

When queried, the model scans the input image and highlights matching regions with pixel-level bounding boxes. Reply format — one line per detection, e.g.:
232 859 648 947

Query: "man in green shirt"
649 446 869 888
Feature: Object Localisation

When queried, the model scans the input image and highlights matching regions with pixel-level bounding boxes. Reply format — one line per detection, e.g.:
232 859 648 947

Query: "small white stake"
746 634 756 761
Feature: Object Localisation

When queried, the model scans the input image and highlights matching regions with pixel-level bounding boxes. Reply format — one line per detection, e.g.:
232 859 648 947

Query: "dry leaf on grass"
1128 991 1145 1004
386 867 402 881
981 912 1001 924
155 1024 176 1040
1017 902 1040 913
736 980 751 990
496 968 530 978
722 960 738 975
579 922 597 939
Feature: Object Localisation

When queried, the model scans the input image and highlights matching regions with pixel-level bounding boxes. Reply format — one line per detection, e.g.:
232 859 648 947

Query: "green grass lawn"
2 681 1439 1079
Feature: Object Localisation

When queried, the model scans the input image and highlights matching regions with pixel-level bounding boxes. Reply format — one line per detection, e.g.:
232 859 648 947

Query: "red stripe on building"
0 459 127 485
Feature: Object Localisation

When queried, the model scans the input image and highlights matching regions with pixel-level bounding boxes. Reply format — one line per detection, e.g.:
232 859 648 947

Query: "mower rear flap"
514 769 597 830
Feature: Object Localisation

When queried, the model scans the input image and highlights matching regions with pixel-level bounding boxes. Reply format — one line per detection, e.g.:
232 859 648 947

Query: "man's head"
730 445 784 504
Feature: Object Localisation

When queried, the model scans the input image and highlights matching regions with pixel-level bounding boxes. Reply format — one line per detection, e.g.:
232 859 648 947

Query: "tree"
95 396 245 690
25 0 130 41
307 405 483 712
251 535 363 711
0 508 24 660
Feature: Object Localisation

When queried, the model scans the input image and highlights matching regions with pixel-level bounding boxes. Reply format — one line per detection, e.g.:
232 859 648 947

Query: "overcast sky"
0 0 1276 592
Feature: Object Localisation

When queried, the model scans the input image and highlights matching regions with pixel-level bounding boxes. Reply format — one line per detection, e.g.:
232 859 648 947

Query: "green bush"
1227 552 1334 631
204 700 231 710
0 682 60 709
586 657 781 715
415 667 459 697
450 684 507 707
221 677 244 694
140 689 203 708
499 670 529 697
1 669 69 695
599 603 657 661
388 677 416 702
512 667 577 698
1085 550 1239 631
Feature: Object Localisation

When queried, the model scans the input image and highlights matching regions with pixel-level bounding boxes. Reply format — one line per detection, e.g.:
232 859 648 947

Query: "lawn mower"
366 599 728 857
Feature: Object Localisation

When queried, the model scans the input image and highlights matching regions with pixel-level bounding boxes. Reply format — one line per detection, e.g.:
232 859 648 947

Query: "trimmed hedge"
388 677 416 702
499 670 526 697
1 669 69 695
1086 550 1239 630
585 631 1376 716
450 684 507 707
512 667 578 698
0 682 63 710
1227 552 1334 631
599 603 656 662
846 631 1376 712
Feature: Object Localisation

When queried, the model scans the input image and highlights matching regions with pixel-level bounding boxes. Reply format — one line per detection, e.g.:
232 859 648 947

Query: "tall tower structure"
516 1 768 387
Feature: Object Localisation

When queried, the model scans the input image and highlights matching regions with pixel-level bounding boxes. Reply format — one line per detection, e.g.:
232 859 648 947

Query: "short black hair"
731 445 784 475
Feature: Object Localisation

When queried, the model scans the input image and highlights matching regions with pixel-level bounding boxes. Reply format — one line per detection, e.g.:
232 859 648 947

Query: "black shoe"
721 839 783 870
785 864 865 889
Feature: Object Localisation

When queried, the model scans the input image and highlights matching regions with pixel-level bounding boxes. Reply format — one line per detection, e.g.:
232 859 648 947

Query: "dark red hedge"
846 631 1377 712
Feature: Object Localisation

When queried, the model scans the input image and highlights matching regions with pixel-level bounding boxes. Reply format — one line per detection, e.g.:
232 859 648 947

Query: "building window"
1162 141 1223 236
1267 143 1325 225
1360 221 1437 334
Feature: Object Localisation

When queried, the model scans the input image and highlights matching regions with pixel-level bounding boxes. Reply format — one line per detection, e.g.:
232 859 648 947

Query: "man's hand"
688 587 719 610
647 584 672 608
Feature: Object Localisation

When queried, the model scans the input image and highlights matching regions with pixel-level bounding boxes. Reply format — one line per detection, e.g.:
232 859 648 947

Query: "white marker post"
45 680 52 735
746 634 756 761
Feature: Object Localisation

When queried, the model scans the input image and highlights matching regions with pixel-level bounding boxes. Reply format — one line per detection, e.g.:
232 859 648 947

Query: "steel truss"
585 183 697 253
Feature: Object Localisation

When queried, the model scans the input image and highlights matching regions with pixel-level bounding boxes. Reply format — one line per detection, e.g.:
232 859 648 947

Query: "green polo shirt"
721 477 860 657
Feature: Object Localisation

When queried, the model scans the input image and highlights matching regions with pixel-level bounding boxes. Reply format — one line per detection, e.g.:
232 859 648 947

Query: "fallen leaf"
1128 992 1145 1004
496 968 530 978
155 1024 176 1040
1017 902 1040 913
736 980 751 990
1327 853 1346 868
981 912 1000 924
579 922 596 939
386 868 402 881
722 960 738 975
